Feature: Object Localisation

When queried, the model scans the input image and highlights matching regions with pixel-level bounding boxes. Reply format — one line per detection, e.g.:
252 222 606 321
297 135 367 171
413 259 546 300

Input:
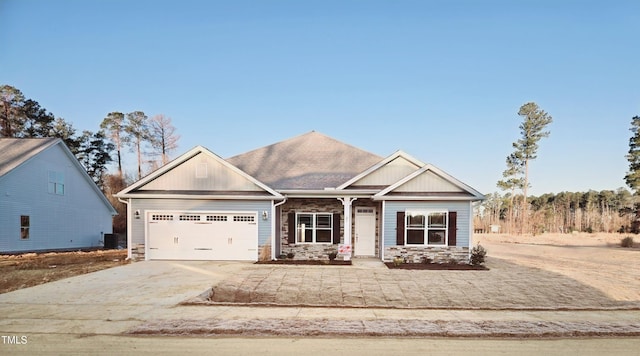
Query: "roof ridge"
226 131 383 189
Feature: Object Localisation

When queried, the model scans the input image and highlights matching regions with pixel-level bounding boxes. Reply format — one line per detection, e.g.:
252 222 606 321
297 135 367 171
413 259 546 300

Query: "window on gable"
296 213 333 244
48 171 64 195
405 211 447 246
20 215 30 240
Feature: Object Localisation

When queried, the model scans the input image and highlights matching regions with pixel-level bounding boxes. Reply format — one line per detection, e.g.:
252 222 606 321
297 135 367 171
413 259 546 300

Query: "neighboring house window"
405 211 448 245
296 213 333 243
48 171 64 195
20 215 30 240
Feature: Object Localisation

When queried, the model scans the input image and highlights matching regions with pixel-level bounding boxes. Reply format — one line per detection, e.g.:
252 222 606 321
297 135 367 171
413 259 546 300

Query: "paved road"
3 334 640 355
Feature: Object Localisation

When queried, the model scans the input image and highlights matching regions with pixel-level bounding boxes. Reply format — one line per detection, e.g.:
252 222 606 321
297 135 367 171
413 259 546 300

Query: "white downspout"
469 200 473 261
117 197 132 260
381 200 386 262
272 197 287 260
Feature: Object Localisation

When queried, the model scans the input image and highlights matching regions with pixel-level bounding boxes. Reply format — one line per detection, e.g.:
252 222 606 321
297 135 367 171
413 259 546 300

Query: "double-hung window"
20 215 30 240
405 211 448 245
296 213 333 243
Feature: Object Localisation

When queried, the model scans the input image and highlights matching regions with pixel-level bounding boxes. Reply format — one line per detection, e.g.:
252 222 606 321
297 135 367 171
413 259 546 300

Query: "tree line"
1 84 180 232
476 189 635 234
487 102 640 235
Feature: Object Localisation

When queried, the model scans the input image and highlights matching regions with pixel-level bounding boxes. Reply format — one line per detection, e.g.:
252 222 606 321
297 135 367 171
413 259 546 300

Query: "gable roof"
0 138 59 178
226 131 383 190
0 138 117 214
337 150 424 190
117 145 283 199
373 163 485 201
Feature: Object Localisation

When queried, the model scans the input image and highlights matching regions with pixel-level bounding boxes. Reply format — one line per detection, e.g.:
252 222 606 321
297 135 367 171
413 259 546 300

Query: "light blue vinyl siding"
383 201 471 247
0 144 114 253
130 199 273 246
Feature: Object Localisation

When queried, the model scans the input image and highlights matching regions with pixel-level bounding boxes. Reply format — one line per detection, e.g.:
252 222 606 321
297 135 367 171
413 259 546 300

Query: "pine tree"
625 116 640 192
499 102 553 234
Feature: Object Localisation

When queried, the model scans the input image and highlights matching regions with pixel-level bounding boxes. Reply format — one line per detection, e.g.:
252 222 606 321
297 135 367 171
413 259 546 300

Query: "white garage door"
146 211 258 261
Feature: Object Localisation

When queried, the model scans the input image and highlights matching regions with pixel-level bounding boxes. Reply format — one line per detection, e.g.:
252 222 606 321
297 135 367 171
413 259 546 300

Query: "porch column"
338 197 357 260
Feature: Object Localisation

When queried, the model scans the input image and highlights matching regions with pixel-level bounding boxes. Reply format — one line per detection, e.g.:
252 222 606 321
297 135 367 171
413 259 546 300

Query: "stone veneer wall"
130 243 145 261
384 246 469 264
281 198 343 260
281 244 341 261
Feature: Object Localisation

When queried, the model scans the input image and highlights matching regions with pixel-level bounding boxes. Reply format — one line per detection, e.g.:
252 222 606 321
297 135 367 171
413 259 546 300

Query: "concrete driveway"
0 260 252 335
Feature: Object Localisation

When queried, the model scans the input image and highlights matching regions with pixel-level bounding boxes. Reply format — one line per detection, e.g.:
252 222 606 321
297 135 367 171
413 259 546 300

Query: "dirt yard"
476 232 640 302
0 249 129 294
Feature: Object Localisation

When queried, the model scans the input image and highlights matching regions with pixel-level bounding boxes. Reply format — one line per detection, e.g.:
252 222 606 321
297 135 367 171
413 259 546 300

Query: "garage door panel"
146 211 258 261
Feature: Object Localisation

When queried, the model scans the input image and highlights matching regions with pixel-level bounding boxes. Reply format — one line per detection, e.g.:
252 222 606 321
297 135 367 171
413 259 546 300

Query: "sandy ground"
476 233 640 302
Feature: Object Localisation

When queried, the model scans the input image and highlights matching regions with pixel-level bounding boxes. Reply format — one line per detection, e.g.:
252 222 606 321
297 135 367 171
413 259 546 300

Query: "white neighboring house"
0 138 117 253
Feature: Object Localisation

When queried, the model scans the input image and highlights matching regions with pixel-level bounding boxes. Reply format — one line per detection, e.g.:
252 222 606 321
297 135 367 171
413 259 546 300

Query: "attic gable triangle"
117 146 281 198
337 150 424 190
374 164 485 200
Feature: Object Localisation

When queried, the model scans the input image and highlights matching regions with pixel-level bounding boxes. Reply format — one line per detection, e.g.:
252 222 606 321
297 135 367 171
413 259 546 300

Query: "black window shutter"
396 212 405 245
288 212 296 244
333 213 341 244
448 211 457 246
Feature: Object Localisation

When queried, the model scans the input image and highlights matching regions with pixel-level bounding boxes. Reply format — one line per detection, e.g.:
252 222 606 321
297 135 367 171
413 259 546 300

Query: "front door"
354 208 376 256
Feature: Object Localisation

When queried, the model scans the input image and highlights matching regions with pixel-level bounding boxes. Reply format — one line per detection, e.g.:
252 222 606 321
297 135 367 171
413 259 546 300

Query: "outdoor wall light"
135 210 141 219
262 211 268 220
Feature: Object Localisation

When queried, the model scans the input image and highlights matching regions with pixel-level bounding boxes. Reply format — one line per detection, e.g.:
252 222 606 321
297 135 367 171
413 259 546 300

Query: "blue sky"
1 0 638 195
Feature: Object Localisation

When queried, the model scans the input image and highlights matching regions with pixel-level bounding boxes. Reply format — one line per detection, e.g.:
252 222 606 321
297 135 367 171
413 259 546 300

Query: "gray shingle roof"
226 131 383 190
0 138 59 178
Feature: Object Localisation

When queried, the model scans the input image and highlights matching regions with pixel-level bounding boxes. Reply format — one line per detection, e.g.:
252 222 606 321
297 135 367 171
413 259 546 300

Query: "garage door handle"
174 237 179 244
228 237 232 245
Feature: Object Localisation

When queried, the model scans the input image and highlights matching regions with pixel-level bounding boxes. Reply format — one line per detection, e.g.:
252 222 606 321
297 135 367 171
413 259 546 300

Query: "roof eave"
115 193 282 200
278 189 378 198
372 195 484 201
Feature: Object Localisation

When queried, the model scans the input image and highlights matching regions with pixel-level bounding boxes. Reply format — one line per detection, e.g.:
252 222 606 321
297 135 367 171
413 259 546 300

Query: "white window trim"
405 210 448 246
295 212 333 244
20 215 30 240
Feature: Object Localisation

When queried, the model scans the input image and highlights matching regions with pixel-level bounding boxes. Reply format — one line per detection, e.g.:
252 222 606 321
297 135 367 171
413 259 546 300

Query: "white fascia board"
117 193 279 200
374 164 485 201
372 196 482 201
336 150 425 190
279 189 377 198
117 145 283 199
117 146 202 195
426 164 485 200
